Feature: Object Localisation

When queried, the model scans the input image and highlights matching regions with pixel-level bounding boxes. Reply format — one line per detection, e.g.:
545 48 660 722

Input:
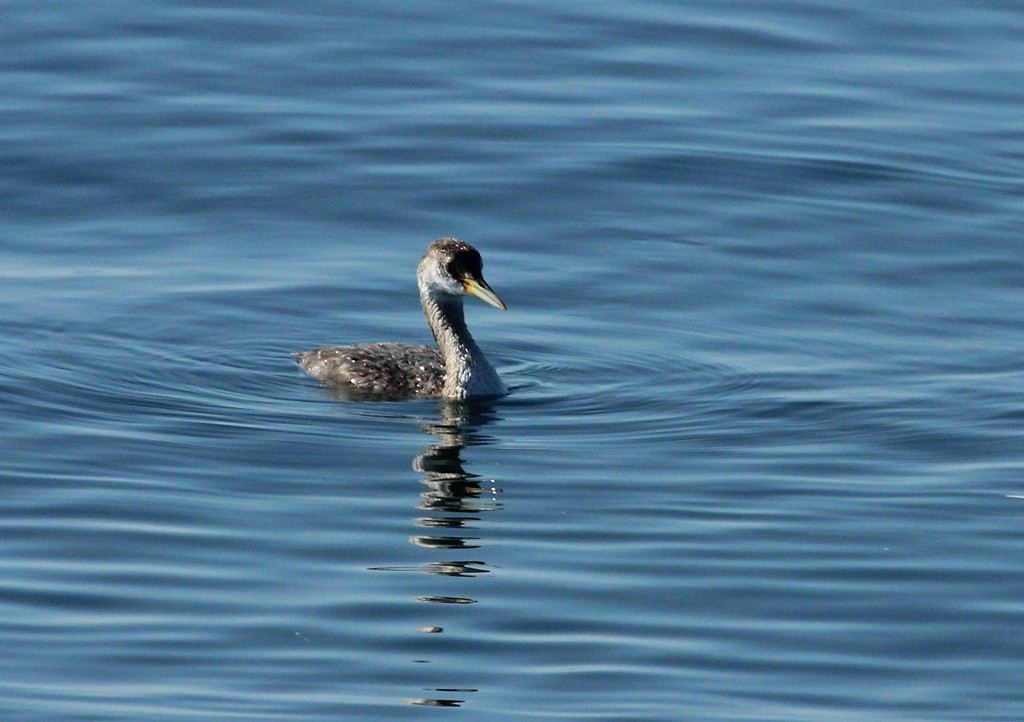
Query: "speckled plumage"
296 238 507 401
295 342 445 399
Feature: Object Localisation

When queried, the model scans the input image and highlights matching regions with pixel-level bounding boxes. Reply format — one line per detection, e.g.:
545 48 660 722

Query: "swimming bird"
296 238 507 400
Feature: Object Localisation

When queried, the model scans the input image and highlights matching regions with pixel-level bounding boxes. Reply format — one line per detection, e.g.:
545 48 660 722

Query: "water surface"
2 1 1023 720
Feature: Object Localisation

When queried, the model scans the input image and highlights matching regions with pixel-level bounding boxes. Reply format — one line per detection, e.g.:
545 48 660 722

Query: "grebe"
296 238 507 400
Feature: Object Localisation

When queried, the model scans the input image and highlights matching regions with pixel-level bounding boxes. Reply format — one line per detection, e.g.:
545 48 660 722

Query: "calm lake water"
2 1 1023 720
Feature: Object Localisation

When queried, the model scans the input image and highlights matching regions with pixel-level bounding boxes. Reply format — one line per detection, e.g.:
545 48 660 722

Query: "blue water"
3 1 1023 720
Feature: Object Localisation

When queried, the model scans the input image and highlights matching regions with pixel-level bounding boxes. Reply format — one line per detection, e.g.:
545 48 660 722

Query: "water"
2 1 1023 720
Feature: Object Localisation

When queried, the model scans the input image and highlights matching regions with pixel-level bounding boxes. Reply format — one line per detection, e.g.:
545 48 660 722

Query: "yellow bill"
462 277 507 311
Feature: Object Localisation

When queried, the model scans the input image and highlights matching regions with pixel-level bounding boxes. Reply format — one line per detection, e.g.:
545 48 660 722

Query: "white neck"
420 285 506 399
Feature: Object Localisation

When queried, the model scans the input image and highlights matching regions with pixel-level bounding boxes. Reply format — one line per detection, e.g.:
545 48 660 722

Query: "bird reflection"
399 399 504 708
404 690 478 708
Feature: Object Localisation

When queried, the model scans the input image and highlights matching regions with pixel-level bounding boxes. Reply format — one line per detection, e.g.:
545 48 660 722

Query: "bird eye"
462 252 483 277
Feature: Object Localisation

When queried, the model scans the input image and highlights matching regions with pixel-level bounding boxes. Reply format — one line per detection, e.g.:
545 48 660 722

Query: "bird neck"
420 286 503 398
